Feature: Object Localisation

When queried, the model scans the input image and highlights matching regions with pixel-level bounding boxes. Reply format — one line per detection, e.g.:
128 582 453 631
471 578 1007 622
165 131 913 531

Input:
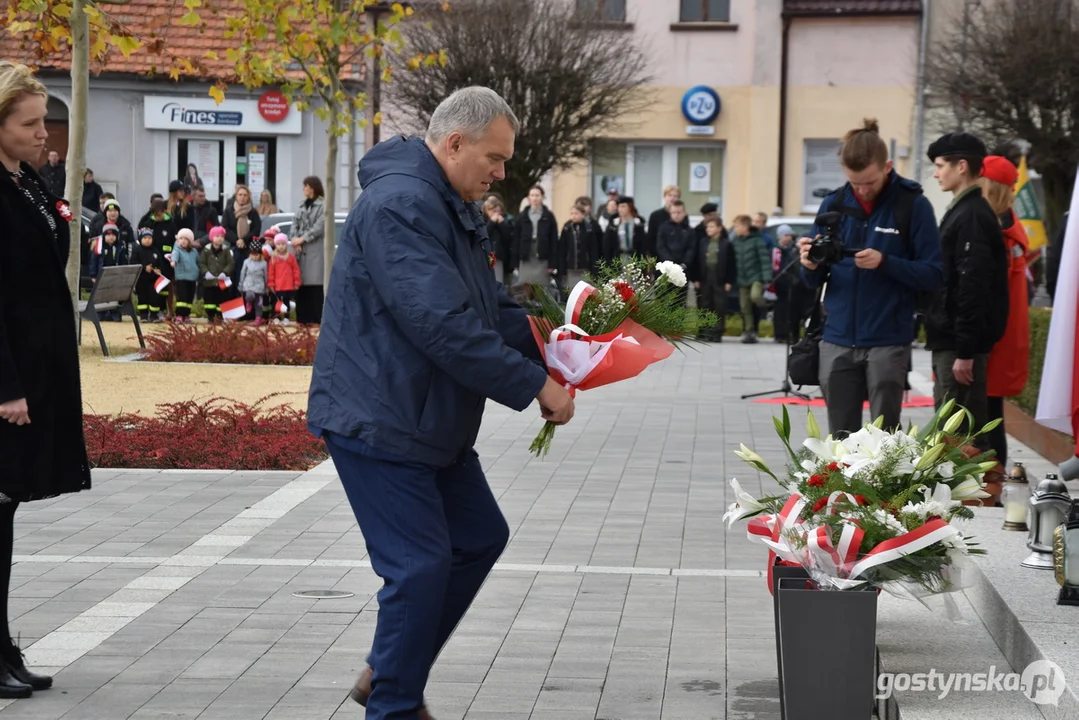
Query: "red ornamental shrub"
83 395 328 471
142 322 319 365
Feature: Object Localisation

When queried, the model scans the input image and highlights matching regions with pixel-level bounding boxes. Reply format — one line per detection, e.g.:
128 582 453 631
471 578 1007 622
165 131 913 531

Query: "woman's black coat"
514 206 558 262
0 163 92 501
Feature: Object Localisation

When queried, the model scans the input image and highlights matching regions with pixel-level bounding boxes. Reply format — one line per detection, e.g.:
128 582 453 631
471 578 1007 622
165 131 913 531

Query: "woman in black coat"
0 62 91 697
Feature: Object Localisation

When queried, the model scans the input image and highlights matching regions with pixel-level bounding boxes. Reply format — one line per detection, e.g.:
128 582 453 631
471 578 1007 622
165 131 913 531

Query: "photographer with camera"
798 119 944 437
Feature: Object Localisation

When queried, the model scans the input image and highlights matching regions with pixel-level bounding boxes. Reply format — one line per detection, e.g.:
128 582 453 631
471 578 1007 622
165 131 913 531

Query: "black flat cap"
617 195 634 205
927 132 987 161
700 202 718 214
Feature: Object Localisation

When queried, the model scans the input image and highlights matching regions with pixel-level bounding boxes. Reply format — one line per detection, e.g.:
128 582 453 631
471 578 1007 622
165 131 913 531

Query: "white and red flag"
1035 165 1079 457
153 275 171 293
275 299 289 315
92 236 103 255
220 297 246 320
218 276 233 290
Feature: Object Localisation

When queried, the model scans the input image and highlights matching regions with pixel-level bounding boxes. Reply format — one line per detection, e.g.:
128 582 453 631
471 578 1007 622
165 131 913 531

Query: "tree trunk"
323 73 342 293
66 0 89 342
1041 165 1076 239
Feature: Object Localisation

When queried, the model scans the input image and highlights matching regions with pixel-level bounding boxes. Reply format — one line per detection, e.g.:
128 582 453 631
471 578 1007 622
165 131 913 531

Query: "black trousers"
986 395 1008 466
203 285 226 321
174 280 196 318
0 502 17 646
296 285 324 325
773 284 811 342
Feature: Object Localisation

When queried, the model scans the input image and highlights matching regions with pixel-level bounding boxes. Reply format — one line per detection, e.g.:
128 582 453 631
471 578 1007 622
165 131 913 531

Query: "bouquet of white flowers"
724 400 998 618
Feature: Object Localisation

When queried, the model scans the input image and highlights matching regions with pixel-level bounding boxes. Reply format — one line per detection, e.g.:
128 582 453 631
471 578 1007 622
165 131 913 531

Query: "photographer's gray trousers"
818 342 911 437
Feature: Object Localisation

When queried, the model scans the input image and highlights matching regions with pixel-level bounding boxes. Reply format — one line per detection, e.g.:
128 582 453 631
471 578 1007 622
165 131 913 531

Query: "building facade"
551 0 925 224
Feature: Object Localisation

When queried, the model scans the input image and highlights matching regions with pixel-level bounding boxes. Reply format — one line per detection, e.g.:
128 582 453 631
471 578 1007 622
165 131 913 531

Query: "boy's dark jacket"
924 186 1009 357
88 239 127 278
801 170 944 348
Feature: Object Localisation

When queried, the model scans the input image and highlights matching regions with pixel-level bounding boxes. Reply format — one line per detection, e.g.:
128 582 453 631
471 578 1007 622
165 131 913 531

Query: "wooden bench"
78 265 145 357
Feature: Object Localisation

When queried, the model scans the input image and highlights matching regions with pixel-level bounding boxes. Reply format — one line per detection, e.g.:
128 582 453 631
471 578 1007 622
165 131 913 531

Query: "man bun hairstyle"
840 118 889 172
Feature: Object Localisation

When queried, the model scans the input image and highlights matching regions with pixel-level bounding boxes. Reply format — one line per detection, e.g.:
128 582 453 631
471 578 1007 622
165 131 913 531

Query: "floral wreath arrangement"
526 257 717 456
724 401 999 618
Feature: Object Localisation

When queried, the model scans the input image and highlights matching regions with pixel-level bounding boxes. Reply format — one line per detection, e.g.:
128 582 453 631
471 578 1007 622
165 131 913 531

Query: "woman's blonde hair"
0 61 47 125
976 177 1015 216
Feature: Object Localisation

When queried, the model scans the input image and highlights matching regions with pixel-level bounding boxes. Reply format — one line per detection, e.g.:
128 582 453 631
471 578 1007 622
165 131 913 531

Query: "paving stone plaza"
0 342 1066 719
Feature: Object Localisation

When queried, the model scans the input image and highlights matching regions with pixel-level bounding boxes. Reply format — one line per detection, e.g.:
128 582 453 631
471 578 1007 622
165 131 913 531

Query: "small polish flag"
92 236 103 255
164 253 173 262
220 297 246 320
218 276 233 290
275 299 289 315
153 276 171 293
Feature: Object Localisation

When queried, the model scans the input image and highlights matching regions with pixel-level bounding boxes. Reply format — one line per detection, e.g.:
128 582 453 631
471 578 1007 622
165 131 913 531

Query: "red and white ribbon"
564 281 597 327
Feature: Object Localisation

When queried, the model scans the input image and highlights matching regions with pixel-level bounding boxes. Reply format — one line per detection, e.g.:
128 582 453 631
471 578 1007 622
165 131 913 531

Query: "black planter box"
772 562 811 720
776 577 878 720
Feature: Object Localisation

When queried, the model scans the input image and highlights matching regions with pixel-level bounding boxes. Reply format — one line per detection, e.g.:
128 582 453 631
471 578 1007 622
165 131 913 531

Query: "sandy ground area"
78 319 313 416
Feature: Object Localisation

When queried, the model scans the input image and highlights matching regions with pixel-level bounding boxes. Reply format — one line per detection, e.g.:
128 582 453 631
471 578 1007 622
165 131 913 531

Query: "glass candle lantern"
1022 474 1073 570
1054 499 1079 606
1002 477 1030 531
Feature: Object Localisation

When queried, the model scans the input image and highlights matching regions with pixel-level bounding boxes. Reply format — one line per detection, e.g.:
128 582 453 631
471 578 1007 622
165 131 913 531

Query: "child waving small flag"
220 296 246 320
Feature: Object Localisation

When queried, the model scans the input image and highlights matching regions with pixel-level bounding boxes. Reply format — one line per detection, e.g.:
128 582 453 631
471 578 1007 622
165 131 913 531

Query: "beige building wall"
552 3 922 225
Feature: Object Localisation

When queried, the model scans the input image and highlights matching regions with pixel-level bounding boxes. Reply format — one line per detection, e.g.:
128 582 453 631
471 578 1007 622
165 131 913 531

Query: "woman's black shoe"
0 662 32 699
2 642 50 691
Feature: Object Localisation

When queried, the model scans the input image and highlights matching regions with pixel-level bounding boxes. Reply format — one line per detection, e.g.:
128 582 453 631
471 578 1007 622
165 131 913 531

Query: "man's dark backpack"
787 185 923 388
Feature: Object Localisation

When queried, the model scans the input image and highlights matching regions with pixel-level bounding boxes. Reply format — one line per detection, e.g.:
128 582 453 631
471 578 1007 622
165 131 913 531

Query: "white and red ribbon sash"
564 280 597 327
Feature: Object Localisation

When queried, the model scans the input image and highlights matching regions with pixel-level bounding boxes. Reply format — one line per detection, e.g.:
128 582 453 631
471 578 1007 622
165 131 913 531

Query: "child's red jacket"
267 252 301 292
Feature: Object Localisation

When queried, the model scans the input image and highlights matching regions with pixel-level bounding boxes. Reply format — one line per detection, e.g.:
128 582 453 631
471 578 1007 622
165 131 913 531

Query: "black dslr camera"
807 211 856 266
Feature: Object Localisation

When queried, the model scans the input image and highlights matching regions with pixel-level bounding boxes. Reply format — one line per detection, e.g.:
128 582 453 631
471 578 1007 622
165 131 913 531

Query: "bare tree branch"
387 0 652 206
925 0 1079 229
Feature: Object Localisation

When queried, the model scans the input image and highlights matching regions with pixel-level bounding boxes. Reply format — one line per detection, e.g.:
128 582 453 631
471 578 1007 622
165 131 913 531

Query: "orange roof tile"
0 0 365 82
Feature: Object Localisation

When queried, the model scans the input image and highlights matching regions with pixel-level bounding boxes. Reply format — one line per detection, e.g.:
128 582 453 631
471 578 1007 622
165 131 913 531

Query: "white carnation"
655 261 687 288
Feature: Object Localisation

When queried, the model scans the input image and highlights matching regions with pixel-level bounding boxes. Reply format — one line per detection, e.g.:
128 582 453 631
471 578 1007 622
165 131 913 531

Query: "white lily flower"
942 408 967 434
903 483 962 520
803 437 845 463
951 476 991 501
722 478 766 527
806 411 822 440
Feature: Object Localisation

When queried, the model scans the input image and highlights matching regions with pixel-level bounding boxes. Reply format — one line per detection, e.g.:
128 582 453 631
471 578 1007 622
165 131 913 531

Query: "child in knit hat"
267 232 300 324
239 240 269 324
198 226 235 322
171 228 201 322
132 228 167 322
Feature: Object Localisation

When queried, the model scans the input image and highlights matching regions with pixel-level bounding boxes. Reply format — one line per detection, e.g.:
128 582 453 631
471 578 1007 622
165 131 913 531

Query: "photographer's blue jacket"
801 171 944 348
307 136 548 467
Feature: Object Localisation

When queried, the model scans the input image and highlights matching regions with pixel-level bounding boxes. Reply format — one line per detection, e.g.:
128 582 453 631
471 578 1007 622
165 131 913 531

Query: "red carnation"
614 281 635 303
56 200 72 221
827 462 840 472
487 251 496 270
811 497 828 513
854 494 867 506
807 474 825 487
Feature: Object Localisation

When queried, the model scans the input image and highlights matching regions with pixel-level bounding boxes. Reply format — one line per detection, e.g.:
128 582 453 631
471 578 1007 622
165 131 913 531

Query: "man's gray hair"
425 86 520 143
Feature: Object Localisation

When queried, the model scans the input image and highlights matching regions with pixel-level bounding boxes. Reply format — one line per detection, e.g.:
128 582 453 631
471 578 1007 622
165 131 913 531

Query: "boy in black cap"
925 131 1009 440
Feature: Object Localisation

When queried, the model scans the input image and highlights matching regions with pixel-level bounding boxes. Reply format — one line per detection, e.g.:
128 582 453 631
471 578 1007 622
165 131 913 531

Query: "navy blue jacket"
307 136 548 467
801 172 944 348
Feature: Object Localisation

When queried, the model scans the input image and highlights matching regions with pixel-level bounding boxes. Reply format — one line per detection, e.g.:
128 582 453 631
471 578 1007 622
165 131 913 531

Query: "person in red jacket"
978 155 1030 500
266 233 301 323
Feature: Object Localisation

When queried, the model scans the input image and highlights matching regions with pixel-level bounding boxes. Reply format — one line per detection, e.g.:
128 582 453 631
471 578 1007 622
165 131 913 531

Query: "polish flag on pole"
1035 165 1079 457
220 297 246 320
275 299 289 315
218 276 233 290
92 236 103 255
153 275 171 293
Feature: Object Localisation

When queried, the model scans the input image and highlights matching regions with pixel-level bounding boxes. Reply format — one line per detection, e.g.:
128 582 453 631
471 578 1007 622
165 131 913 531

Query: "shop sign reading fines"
161 102 243 127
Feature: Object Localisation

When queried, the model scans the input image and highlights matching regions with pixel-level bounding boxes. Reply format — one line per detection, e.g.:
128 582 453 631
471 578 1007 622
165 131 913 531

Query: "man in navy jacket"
308 87 574 720
799 119 943 436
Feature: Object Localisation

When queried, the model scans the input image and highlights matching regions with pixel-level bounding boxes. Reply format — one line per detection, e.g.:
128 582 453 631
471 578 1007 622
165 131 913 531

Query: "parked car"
766 215 815 242
262 211 350 249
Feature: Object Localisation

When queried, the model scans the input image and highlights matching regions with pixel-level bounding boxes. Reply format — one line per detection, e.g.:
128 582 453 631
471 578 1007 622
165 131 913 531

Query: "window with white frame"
680 0 731 22
575 0 627 22
803 139 844 213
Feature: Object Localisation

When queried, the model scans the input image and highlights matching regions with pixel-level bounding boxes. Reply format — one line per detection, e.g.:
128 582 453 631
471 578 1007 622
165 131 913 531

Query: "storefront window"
633 146 665 217
591 140 627 206
677 145 724 218
803 139 844 213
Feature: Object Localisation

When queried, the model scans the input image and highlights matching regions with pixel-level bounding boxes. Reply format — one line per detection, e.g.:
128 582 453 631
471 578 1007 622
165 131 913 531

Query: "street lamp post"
364 1 397 147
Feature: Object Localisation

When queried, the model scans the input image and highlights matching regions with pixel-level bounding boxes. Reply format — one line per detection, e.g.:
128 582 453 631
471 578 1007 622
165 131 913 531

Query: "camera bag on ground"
788 283 825 386
786 183 921 388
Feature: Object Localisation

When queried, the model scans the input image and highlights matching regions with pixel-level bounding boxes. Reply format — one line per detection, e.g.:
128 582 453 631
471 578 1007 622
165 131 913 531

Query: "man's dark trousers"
324 432 509 720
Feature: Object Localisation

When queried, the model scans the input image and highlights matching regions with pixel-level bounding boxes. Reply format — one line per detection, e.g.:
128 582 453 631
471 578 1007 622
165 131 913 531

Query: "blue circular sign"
681 86 720 125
